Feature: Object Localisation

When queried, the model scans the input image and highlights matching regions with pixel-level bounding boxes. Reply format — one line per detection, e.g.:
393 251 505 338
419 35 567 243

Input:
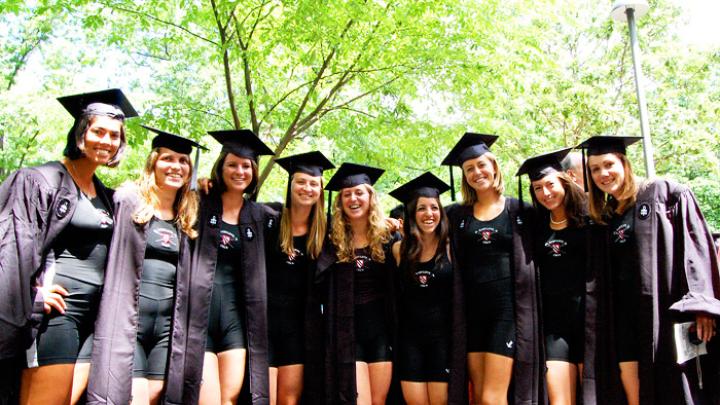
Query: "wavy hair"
587 153 638 225
399 193 449 276
132 148 199 239
279 174 326 259
460 152 504 205
529 171 588 228
330 184 390 263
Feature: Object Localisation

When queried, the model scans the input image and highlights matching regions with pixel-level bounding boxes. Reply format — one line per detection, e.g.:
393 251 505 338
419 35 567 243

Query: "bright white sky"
675 0 720 48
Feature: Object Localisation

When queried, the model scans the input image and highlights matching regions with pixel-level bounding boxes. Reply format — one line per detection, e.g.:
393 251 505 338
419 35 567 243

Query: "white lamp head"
611 0 649 22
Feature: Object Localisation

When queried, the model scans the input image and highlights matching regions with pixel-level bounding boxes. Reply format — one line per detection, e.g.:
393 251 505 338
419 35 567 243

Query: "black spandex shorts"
614 287 640 362
398 333 449 382
355 300 392 363
133 296 172 379
466 277 516 357
268 302 304 367
206 284 246 353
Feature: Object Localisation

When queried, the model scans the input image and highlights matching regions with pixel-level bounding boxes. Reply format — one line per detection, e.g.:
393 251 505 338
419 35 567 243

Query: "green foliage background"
1 0 719 230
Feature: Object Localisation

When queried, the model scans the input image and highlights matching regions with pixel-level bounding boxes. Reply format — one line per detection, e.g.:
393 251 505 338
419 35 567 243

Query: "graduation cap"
208 129 274 161
325 163 385 224
326 162 384 191
389 172 450 205
142 125 207 190
275 151 335 208
59 89 138 159
441 132 499 201
576 135 641 191
516 147 573 207
58 88 138 120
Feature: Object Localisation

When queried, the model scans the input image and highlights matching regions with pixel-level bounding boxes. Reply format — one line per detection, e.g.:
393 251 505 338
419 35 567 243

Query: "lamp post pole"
612 1 655 178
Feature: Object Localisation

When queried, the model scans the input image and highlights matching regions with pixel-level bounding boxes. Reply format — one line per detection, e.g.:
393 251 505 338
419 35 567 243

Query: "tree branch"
211 0 241 129
103 2 218 46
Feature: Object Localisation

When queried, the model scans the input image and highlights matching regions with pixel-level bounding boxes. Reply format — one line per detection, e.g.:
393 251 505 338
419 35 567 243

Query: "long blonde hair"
279 174 326 259
330 184 390 263
132 148 199 239
461 152 504 205
587 152 638 224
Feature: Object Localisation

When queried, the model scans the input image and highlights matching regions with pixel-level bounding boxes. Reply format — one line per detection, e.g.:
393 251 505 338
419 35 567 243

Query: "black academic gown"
193 192 277 405
86 185 199 405
583 179 720 405
446 198 545 405
0 162 113 403
313 237 398 405
0 161 113 358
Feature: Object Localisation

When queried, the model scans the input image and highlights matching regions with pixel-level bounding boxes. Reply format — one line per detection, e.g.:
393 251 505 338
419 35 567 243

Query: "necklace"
550 217 567 225
65 159 95 197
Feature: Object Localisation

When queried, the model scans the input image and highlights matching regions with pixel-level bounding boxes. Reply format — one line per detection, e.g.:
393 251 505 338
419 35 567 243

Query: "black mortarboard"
576 136 641 192
516 147 573 181
276 151 335 208
516 147 573 208
58 88 138 120
276 151 335 177
325 163 384 191
441 132 499 201
389 172 450 204
144 125 206 155
143 125 207 190
576 136 641 156
208 129 274 161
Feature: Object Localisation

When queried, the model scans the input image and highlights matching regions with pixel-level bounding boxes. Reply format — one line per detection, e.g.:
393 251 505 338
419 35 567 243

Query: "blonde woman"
266 151 334 405
86 127 204 405
315 163 396 405
441 132 542 405
580 136 720 405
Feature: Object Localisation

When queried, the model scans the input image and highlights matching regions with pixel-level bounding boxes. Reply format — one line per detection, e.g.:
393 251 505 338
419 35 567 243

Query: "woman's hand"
39 284 69 314
695 312 716 342
197 177 213 195
385 217 403 235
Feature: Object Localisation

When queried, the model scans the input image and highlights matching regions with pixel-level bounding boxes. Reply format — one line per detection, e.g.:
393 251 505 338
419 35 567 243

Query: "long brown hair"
279 174 326 259
132 148 199 239
529 171 587 228
330 184 390 263
460 152 504 205
399 194 449 275
587 152 638 224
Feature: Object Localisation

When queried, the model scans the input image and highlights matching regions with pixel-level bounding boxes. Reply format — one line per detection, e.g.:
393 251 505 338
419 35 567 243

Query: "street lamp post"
611 0 655 178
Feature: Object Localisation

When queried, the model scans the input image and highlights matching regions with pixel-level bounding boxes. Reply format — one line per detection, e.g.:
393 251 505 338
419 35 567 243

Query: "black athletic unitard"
206 221 246 353
353 247 392 363
461 209 516 357
27 192 113 367
608 206 640 362
397 252 453 382
268 235 309 367
537 226 586 363
134 218 179 379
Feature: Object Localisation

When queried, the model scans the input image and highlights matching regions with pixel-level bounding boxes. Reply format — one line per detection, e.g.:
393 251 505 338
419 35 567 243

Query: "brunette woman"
0 89 136 405
579 136 720 405
196 130 277 405
86 126 204 404
315 163 396 405
389 172 460 405
440 132 542 405
517 148 588 405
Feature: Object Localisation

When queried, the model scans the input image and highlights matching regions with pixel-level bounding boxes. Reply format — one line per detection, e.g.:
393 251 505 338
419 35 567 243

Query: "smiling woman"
0 89 136 405
85 126 204 405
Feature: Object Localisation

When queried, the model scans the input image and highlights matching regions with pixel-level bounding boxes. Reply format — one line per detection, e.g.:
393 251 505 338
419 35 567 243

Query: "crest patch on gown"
56 198 71 219
244 226 254 240
638 203 650 220
476 227 498 244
